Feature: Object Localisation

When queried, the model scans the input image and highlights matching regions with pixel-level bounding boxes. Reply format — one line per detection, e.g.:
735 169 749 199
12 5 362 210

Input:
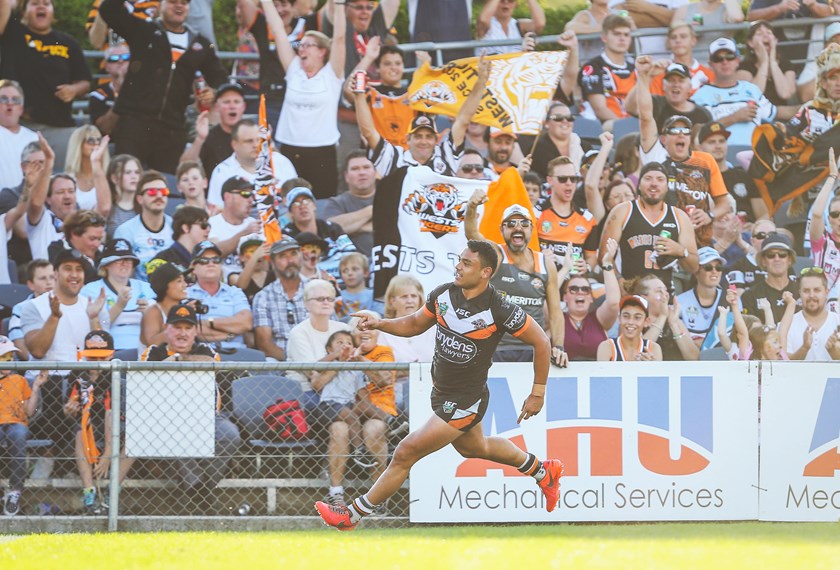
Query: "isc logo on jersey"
456 375 714 478
436 328 477 364
802 378 840 477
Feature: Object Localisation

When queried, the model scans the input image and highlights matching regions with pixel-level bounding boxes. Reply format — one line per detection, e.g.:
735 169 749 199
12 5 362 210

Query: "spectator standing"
650 23 716 97
181 83 248 177
597 295 663 360
24 136 75 261
0 0 92 168
676 246 726 347
283 185 356 280
530 102 588 177
787 267 840 360
741 233 799 322
601 162 699 286
186 240 253 350
104 154 142 238
208 176 260 281
320 151 376 258
114 171 174 281
88 43 131 136
627 62 712 131
252 236 308 361
0 79 37 190
673 0 744 55
64 127 111 212
152 205 211 268
140 261 189 349
81 238 154 350
475 0 546 56
736 20 797 117
578 14 637 123
636 56 730 248
565 0 612 64
697 121 769 222
0 340 46 516
47 209 107 284
207 119 298 208
408 0 473 63
808 151 840 297
615 0 687 59
265 0 345 199
691 38 777 147
100 0 228 174
797 21 840 103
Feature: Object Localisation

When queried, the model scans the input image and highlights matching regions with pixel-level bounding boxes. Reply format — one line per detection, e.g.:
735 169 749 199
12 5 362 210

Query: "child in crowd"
229 234 273 302
335 252 382 318
522 172 544 212
0 336 47 516
297 232 336 284
716 287 753 360
748 292 797 361
64 331 134 515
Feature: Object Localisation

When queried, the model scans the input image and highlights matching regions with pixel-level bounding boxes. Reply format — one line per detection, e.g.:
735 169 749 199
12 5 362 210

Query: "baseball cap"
79 330 115 358
619 294 649 315
167 303 198 326
826 22 840 42
149 262 189 301
709 37 739 56
759 233 795 255
294 231 329 252
727 270 746 286
221 176 253 195
502 204 532 221
269 235 301 256
286 186 315 207
639 162 668 179
664 62 691 79
698 121 731 143
662 115 693 132
407 113 438 136
238 233 265 254
0 335 19 357
488 127 518 140
192 240 222 259
215 82 245 101
697 246 725 266
99 238 139 267
52 247 92 271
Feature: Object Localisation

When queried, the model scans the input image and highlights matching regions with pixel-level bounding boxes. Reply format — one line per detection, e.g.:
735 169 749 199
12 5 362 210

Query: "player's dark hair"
467 239 499 273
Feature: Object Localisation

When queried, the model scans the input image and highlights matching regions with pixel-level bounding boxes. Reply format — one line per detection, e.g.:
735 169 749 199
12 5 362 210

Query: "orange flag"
478 167 539 252
255 95 283 244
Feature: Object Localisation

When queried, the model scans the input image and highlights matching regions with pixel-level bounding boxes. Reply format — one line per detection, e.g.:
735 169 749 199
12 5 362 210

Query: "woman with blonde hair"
65 125 111 211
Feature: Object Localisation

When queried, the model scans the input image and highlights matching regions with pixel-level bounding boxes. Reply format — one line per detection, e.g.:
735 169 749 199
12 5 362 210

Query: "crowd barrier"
0 360 836 531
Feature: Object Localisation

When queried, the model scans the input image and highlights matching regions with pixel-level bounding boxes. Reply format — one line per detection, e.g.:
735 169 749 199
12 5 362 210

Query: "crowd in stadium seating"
1 0 840 516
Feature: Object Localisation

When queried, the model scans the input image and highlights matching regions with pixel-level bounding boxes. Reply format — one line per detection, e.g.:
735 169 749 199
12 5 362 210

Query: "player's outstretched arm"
350 307 436 338
516 318 551 423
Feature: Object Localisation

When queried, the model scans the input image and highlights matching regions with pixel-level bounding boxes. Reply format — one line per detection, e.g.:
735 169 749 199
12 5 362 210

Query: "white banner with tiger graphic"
372 165 491 298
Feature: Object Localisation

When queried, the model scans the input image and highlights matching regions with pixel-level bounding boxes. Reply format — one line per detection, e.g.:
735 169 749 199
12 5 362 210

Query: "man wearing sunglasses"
785 267 840 361
207 118 297 208
114 171 174 281
88 43 130 136
636 55 730 249
691 37 777 147
740 233 799 323
465 196 564 365
208 176 260 282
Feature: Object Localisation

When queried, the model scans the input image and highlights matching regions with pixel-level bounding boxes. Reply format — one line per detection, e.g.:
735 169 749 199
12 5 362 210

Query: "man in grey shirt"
319 150 376 258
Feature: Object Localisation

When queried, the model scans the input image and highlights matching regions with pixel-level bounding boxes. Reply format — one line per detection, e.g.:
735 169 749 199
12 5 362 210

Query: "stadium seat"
113 348 139 361
794 255 813 275
1 317 8 335
164 196 186 217
0 284 32 314
219 347 266 362
7 259 18 284
231 375 317 474
573 117 603 146
726 145 752 166
612 117 640 143
699 346 729 361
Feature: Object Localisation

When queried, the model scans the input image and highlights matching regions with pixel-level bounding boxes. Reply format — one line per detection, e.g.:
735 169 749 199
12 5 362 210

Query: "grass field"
1 523 838 570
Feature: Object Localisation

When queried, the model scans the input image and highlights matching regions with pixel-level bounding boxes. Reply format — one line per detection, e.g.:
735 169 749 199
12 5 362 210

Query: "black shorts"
430 385 489 432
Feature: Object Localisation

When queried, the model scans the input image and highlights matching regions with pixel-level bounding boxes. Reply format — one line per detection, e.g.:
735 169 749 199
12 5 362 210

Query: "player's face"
700 133 728 162
501 215 532 253
167 322 197 351
638 170 667 205
454 248 489 288
389 286 422 317
603 26 631 55
799 275 828 315
619 306 646 339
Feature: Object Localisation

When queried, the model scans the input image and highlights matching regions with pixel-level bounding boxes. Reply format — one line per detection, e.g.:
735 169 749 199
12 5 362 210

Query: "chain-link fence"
0 360 410 529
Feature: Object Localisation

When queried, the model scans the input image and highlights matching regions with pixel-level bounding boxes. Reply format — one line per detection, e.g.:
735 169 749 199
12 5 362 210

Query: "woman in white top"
476 0 545 56
64 125 111 211
377 275 435 413
264 0 346 199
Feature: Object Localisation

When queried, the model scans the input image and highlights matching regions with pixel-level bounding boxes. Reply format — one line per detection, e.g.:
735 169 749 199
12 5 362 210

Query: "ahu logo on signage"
454 375 713 479
802 378 840 477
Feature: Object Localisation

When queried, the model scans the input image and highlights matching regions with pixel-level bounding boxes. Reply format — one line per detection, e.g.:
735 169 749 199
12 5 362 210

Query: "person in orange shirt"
0 336 47 516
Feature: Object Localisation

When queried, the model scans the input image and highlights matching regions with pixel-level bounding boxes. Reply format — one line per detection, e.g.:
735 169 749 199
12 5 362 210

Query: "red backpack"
262 399 310 440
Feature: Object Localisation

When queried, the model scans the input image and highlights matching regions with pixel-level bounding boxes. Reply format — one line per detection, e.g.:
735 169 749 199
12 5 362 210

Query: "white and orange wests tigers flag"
255 95 282 244
408 51 567 135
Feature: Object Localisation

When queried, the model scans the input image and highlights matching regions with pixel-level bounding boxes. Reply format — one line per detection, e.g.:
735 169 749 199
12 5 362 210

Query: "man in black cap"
141 303 242 514
253 235 308 361
627 61 711 132
208 176 260 282
180 82 248 176
740 233 800 323
601 162 699 288
635 54 731 249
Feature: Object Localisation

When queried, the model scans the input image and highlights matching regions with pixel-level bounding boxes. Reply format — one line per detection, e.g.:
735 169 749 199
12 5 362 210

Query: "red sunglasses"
141 187 170 197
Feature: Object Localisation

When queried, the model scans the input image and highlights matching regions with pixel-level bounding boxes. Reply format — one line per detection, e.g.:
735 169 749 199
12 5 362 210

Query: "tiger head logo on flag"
402 182 466 238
